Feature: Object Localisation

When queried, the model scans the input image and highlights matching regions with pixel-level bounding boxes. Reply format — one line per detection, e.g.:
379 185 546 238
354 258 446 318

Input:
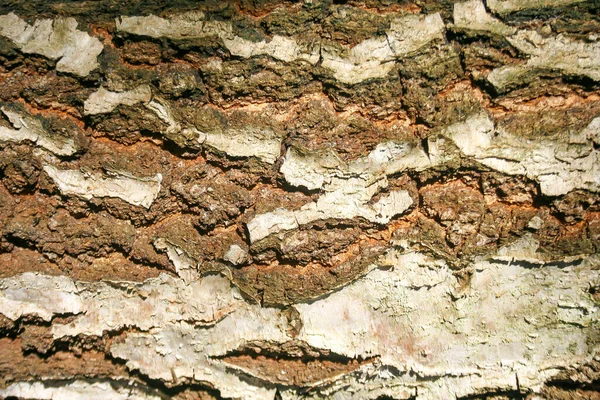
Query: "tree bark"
0 0 599 399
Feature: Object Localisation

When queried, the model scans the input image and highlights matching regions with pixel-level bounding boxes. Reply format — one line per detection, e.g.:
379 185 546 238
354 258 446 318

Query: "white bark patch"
116 13 319 65
451 0 516 36
0 13 103 77
0 248 596 399
444 113 600 196
386 13 446 57
112 324 276 399
153 239 201 283
0 272 244 337
143 97 206 148
82 87 283 164
222 34 320 64
248 143 431 242
580 116 600 146
83 86 153 115
321 13 445 84
486 0 585 14
292 251 599 399
145 96 282 163
116 12 227 39
43 165 163 208
116 12 443 84
200 127 282 164
0 107 78 156
0 380 163 400
0 272 83 321
320 47 396 85
144 96 282 163
52 274 244 338
488 30 600 91
248 111 599 242
111 306 292 399
223 244 248 265
247 188 413 243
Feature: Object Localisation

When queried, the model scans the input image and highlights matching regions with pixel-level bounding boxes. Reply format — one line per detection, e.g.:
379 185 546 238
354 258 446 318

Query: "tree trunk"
0 0 599 398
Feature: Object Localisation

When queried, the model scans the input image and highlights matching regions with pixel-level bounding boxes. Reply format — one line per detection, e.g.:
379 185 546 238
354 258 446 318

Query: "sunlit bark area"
0 0 599 398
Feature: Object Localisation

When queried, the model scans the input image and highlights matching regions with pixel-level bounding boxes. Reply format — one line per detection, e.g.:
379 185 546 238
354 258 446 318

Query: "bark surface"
0 0 599 399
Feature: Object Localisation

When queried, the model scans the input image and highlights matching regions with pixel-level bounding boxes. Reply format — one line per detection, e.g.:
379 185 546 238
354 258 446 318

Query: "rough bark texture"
0 0 599 399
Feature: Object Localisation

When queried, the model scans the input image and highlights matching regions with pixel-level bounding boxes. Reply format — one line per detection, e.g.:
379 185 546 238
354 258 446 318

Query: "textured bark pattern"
0 0 599 399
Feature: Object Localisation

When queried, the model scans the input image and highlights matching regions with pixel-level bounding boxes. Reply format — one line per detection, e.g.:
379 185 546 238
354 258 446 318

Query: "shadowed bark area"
0 0 599 399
